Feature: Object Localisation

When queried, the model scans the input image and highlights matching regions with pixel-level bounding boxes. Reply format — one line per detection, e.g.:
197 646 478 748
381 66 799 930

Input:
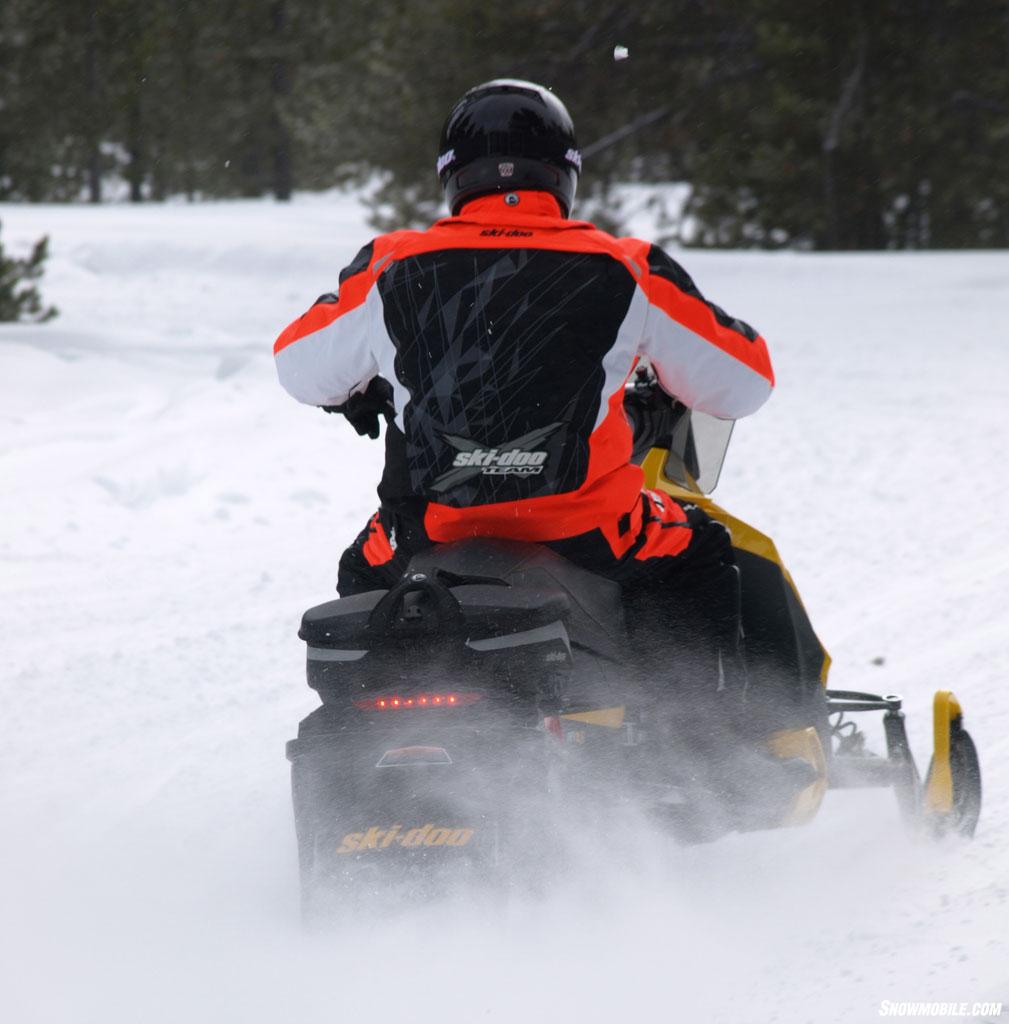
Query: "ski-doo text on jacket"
274 191 774 554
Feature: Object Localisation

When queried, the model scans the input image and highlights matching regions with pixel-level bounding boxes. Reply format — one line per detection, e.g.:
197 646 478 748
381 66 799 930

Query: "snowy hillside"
1 194 1007 1024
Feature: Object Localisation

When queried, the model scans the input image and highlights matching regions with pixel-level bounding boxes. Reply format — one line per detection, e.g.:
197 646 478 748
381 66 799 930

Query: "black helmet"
437 79 581 216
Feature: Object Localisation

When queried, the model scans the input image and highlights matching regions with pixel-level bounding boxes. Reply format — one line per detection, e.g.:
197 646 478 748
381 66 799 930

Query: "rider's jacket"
274 191 774 554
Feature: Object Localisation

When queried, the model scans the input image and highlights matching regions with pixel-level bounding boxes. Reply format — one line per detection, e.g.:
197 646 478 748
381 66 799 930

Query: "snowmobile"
286 368 982 918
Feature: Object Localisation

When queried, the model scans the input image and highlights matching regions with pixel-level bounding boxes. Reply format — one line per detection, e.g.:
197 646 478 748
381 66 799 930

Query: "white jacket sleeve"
273 242 380 407
639 244 774 419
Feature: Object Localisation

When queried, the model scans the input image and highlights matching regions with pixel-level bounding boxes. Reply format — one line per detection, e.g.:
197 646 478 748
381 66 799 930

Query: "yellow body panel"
924 690 963 815
640 448 832 684
767 727 829 825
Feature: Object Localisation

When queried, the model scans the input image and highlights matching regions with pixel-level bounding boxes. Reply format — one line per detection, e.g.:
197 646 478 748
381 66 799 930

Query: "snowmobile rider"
273 79 774 694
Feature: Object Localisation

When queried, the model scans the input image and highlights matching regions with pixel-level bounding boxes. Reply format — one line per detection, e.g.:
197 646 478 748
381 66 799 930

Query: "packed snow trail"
1 196 1007 1024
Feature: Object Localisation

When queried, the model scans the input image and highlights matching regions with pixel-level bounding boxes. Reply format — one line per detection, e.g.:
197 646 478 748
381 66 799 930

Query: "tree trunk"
127 98 144 202
270 1 292 201
85 11 102 203
822 29 867 249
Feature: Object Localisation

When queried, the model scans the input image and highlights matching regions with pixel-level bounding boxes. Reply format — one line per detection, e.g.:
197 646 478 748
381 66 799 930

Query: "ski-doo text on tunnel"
272 79 981 917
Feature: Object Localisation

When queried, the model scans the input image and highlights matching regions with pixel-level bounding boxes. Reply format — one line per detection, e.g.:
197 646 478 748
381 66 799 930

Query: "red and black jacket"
274 191 774 553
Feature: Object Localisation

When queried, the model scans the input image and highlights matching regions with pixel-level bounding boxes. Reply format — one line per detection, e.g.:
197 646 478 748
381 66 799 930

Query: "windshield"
662 407 735 494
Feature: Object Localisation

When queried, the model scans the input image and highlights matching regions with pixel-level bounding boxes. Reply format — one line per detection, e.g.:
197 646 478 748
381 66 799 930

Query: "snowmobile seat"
299 580 570 649
299 558 578 702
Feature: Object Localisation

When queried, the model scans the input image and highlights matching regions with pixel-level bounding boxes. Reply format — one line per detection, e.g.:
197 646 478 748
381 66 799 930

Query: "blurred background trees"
1 0 1006 249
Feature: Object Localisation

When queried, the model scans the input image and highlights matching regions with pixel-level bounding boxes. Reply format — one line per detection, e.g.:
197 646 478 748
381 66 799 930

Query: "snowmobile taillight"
353 692 482 711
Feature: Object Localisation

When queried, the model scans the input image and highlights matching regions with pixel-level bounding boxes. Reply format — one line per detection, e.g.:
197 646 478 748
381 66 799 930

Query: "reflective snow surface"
1 195 1007 1023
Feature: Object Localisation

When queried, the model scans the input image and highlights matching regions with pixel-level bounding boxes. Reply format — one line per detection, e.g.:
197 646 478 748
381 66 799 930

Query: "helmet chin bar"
445 156 577 217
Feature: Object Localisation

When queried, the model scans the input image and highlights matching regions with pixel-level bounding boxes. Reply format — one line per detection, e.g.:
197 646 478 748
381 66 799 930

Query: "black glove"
322 377 395 439
624 366 681 458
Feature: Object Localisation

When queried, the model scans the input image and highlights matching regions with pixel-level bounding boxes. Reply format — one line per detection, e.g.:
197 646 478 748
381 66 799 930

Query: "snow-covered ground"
1 193 1007 1024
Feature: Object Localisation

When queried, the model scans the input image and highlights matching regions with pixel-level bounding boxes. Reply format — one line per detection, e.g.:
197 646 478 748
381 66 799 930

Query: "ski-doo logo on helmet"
565 148 582 171
431 424 563 494
498 162 515 177
436 149 456 175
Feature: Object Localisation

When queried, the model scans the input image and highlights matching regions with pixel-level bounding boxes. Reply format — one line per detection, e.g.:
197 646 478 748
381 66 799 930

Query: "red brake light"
353 692 481 711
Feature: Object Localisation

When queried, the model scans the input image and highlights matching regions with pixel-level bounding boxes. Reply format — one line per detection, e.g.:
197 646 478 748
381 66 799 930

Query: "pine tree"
0 222 58 322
